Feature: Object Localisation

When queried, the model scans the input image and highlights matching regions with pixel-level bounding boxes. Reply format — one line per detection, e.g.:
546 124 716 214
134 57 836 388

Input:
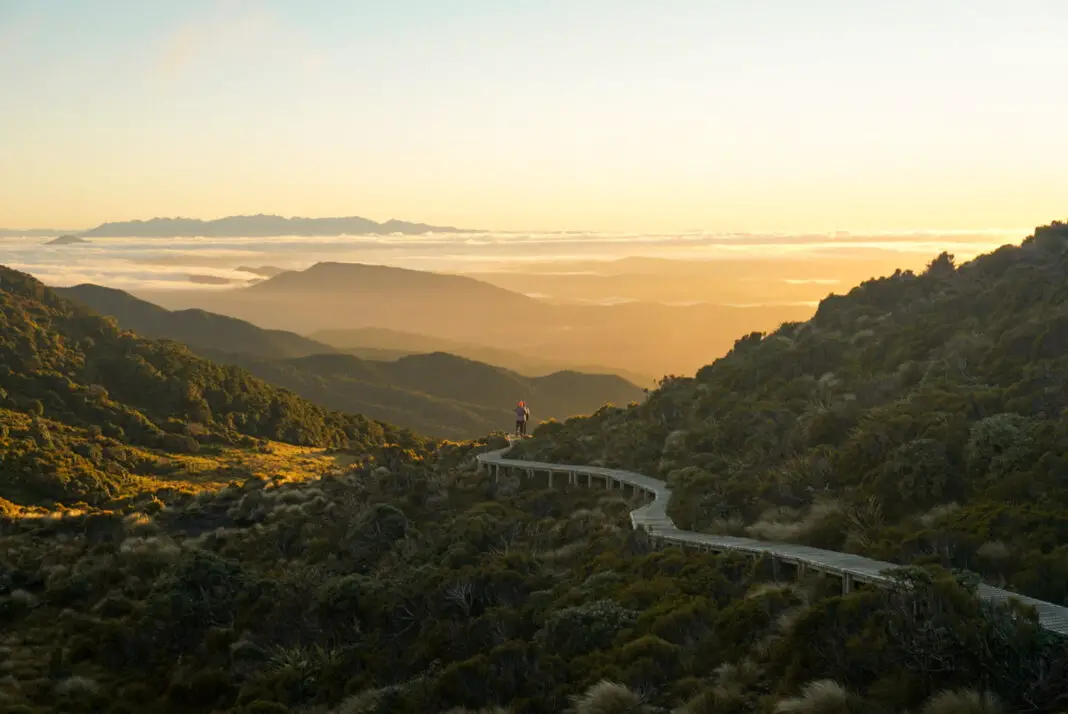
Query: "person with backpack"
514 401 530 437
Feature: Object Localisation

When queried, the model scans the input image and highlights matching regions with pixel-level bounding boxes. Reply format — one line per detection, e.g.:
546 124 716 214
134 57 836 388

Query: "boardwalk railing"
476 443 1068 636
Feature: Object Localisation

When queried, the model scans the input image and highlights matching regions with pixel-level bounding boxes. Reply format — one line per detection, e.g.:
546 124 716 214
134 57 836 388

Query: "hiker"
514 401 530 437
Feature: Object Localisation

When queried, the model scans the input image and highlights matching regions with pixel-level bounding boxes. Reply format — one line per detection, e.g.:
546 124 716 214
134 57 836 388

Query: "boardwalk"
477 444 1068 636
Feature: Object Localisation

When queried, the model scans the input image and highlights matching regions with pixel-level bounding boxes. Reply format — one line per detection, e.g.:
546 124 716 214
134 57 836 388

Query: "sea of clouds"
0 229 1022 292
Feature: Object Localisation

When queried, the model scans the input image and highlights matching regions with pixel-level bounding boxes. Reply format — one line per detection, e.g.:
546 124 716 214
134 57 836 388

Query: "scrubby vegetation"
3 437 1065 713
5 224 1068 713
513 222 1068 604
0 266 426 505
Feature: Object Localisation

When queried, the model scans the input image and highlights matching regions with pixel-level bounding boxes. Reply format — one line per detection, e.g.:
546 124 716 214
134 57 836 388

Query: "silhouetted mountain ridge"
308 326 655 386
77 214 472 237
135 261 816 377
58 284 645 438
46 235 88 245
55 284 334 360
191 348 645 440
250 261 531 302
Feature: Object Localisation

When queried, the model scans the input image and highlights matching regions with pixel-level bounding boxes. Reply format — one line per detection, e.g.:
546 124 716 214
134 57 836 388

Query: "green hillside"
202 350 645 440
2 248 1066 713
2 438 1062 713
513 222 1068 604
0 267 424 505
54 286 646 439
309 326 656 386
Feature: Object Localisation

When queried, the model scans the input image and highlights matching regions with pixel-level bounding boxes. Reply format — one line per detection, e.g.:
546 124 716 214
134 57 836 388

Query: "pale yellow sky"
2 1 1066 233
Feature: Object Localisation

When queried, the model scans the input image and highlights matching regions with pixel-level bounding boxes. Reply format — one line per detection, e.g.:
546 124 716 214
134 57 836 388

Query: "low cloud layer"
0 229 1021 293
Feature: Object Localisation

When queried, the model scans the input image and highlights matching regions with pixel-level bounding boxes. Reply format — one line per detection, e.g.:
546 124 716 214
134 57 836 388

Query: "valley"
54 284 646 439
133 261 815 379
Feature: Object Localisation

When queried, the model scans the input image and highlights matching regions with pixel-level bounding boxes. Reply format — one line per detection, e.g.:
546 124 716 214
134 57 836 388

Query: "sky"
1 0 1066 233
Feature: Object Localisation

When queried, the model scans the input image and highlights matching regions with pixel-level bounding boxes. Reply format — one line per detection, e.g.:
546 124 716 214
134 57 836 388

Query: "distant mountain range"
206 350 643 440
143 261 540 341
307 326 654 386
72 214 472 238
46 234 88 245
57 284 645 439
136 261 815 378
54 284 332 359
56 282 651 383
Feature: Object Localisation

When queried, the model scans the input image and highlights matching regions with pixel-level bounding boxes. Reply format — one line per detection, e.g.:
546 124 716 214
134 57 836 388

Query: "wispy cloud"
153 0 328 85
155 1 277 80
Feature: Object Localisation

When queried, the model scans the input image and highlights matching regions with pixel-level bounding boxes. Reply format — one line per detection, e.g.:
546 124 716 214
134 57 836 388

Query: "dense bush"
0 266 430 503
5 226 1068 712
2 441 1063 713
514 222 1068 602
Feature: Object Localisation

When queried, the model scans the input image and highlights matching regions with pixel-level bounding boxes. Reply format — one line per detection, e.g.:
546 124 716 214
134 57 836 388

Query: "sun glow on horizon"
1 1 1066 233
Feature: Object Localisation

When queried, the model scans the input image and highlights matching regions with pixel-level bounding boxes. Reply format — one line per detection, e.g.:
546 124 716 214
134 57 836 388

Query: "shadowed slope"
204 350 645 440
56 284 336 359
136 261 815 377
56 284 645 439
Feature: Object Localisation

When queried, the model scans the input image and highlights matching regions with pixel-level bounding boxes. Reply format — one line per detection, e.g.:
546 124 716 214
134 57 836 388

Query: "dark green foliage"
536 599 639 658
1 443 1063 713
6 226 1068 713
513 222 1068 602
0 266 427 503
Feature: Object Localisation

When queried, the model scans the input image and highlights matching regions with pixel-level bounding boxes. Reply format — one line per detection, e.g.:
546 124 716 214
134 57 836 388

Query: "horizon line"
0 215 1046 240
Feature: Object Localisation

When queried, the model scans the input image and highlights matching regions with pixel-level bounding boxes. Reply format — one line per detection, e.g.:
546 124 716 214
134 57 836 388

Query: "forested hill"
0 266 427 504
53 285 645 439
206 351 645 440
513 221 1068 604
3 248 1068 713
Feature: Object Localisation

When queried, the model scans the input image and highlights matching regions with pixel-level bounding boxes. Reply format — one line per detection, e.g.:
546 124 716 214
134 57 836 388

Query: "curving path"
477 443 1068 636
